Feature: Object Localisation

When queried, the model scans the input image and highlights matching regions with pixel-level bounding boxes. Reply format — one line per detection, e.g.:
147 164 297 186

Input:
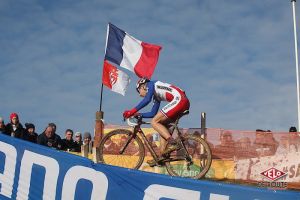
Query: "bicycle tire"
165 135 212 179
99 129 145 169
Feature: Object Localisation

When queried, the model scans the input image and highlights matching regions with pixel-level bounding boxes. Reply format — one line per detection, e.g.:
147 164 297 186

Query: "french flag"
104 23 162 79
102 60 130 96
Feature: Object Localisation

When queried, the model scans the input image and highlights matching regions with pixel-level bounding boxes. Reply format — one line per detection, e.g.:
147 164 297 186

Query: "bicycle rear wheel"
99 129 145 169
165 135 212 179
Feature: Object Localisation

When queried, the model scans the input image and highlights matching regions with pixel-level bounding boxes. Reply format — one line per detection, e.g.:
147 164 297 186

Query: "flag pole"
93 24 110 153
99 23 110 113
291 0 300 130
99 83 104 111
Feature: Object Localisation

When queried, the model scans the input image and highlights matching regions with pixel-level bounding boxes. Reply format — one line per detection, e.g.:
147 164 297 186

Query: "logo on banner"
260 167 287 181
258 167 288 189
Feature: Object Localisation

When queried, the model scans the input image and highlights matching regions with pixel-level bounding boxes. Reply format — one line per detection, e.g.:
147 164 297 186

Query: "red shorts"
160 88 190 120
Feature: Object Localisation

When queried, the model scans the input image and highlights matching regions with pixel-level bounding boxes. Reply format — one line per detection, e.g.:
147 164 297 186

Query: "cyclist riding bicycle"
123 77 190 166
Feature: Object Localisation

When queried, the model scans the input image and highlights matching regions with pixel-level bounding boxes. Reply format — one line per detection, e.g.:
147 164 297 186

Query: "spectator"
48 122 60 136
83 132 92 144
74 132 83 147
289 126 297 133
83 132 93 154
0 117 7 135
5 112 25 139
288 126 300 152
61 129 80 152
37 125 62 150
23 123 38 143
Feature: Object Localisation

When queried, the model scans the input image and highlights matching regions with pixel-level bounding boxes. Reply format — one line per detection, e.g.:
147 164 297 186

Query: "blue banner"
0 134 299 200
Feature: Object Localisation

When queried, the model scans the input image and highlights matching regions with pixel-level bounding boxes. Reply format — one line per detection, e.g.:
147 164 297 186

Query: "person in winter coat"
24 123 38 143
5 112 25 139
37 125 62 150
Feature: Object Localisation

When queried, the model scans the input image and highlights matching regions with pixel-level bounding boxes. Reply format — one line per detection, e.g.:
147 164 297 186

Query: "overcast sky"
1 0 300 136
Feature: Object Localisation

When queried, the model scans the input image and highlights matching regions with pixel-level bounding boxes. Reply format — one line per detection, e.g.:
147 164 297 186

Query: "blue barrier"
0 134 299 200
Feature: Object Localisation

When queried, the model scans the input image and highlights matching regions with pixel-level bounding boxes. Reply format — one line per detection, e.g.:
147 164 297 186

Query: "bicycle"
99 110 212 179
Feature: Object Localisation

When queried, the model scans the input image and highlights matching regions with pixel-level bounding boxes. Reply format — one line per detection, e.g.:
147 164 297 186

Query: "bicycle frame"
123 116 192 165
136 126 161 163
118 122 158 161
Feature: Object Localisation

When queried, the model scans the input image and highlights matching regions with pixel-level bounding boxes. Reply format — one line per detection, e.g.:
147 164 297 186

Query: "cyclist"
123 77 190 166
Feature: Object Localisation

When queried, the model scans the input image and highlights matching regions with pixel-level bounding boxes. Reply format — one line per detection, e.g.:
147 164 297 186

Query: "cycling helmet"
136 77 150 92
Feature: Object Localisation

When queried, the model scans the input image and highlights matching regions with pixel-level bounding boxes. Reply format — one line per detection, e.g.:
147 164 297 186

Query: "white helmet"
136 77 150 92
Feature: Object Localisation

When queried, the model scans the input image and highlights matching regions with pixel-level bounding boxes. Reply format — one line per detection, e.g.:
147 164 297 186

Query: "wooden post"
201 112 206 139
94 111 104 148
93 111 104 162
81 144 89 158
92 147 100 163
200 112 207 168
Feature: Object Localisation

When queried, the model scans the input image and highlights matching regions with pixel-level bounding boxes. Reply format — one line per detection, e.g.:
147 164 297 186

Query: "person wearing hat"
23 123 39 143
289 126 297 133
5 112 25 139
288 126 300 152
83 132 93 154
0 117 8 135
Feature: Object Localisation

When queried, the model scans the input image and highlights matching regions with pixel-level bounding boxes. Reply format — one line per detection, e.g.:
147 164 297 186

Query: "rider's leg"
151 112 175 142
151 112 180 157
159 137 167 156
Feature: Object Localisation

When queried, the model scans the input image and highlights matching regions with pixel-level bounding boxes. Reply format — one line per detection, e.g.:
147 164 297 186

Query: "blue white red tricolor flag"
102 60 130 96
104 23 162 79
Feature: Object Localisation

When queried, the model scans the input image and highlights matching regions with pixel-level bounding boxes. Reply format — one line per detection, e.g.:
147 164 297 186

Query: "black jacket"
37 132 63 150
61 139 80 152
5 123 25 139
23 131 39 143
0 125 8 135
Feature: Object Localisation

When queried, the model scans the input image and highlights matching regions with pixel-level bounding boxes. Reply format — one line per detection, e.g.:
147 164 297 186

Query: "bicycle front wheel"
165 135 212 179
99 129 145 169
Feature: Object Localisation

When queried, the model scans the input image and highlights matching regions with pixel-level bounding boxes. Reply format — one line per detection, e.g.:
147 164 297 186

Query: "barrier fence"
0 134 299 200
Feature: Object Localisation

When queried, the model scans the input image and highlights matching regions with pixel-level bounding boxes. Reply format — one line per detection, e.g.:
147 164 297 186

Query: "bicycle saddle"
177 110 189 120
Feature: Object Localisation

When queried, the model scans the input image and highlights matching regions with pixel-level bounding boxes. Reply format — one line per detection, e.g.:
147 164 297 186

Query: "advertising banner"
0 134 299 200
103 127 300 181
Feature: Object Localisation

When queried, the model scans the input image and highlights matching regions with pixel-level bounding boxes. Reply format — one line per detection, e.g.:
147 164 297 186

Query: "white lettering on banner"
61 166 108 200
143 184 200 200
210 193 230 200
0 141 17 198
16 150 59 200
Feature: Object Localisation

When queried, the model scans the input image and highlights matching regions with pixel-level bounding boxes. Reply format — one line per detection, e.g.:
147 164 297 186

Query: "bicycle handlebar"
125 117 150 127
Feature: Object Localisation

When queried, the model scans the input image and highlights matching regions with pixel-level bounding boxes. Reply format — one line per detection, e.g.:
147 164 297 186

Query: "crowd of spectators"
0 112 93 153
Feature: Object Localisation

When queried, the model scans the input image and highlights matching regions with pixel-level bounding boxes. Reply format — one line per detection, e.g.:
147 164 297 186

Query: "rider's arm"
140 99 160 118
134 81 155 111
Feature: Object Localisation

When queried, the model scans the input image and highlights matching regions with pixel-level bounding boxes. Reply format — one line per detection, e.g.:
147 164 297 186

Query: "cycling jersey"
135 80 190 119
